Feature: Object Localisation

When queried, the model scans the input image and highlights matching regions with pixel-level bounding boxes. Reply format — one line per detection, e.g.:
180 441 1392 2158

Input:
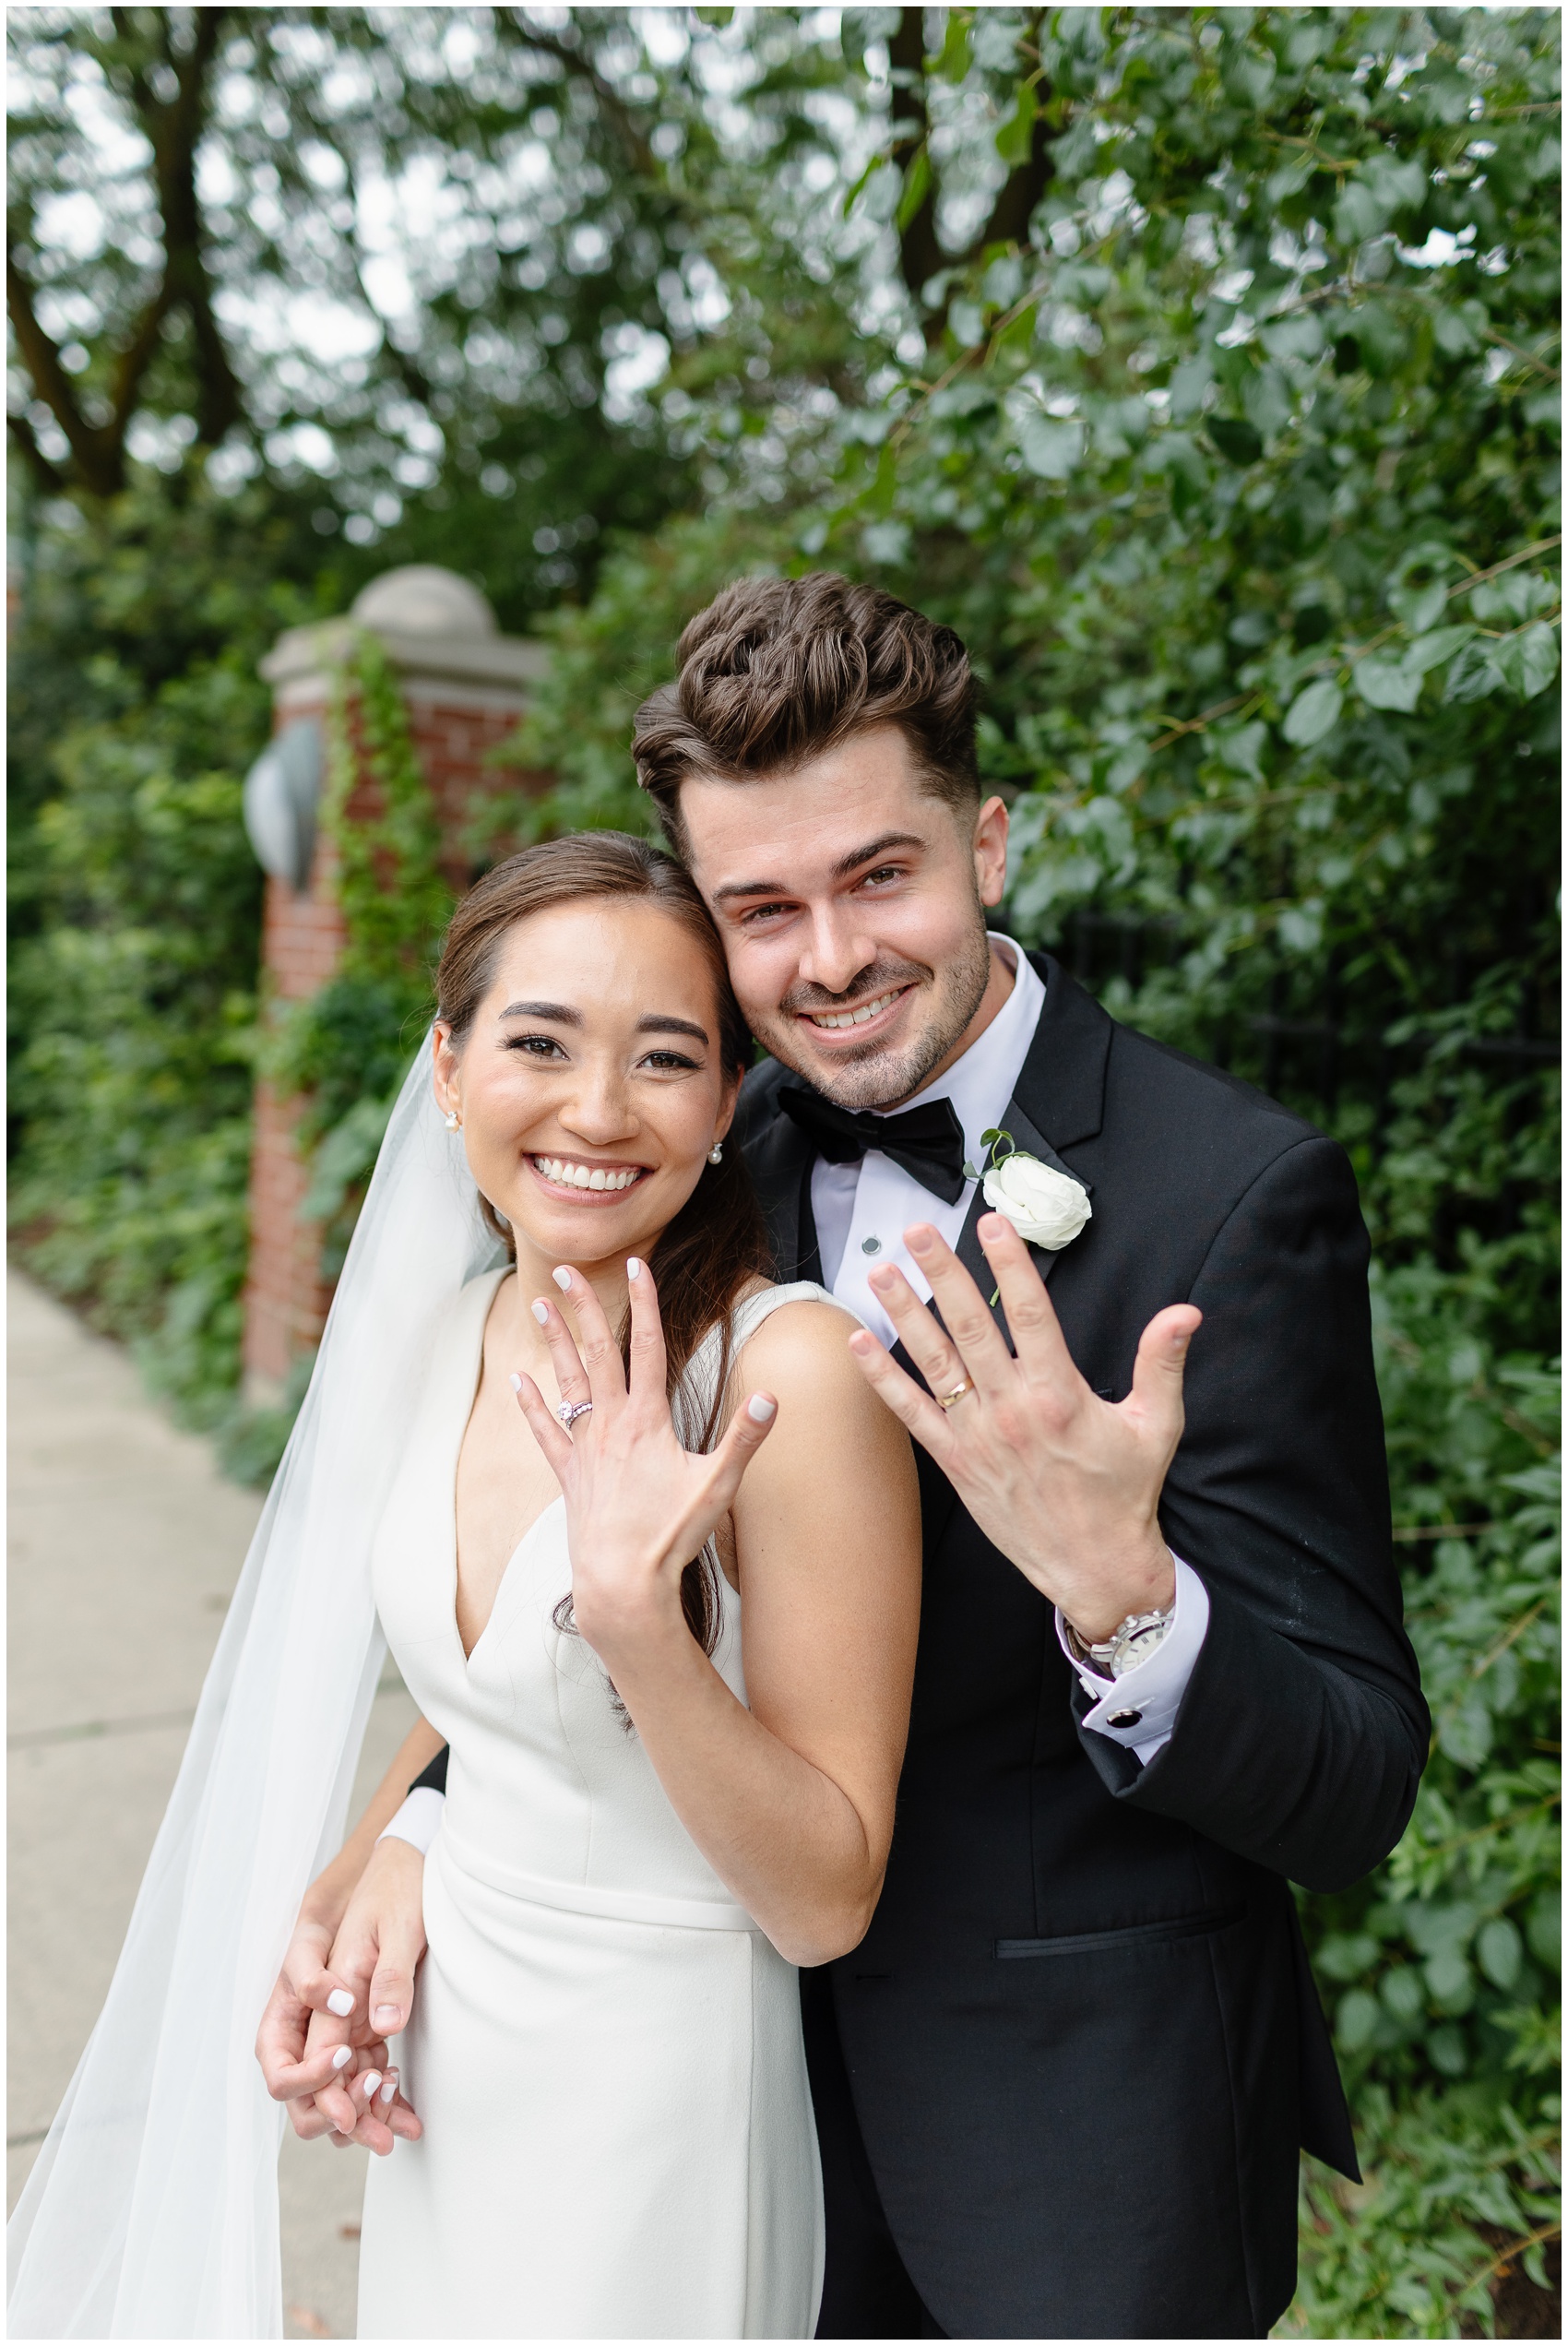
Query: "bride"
7 833 921 2340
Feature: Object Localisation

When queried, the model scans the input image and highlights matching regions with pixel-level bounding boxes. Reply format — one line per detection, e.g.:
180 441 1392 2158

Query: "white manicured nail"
379 2074 398 2106
552 1266 572 1291
330 2044 353 2071
360 2072 382 2102
373 2004 401 2029
626 1256 642 1280
326 1989 354 2018
510 1371 524 1392
529 1301 549 1326
748 1395 777 1423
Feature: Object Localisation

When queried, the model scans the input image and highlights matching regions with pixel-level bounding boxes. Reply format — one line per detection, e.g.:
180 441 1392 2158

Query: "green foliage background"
7 7 1559 2334
8 482 327 1415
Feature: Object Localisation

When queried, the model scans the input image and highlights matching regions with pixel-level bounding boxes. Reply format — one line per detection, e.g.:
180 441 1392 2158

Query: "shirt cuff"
1055 1555 1210 1767
376 1785 445 1856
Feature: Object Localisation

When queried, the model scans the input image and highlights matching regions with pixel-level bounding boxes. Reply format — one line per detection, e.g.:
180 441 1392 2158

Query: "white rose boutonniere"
973 1127 1092 1254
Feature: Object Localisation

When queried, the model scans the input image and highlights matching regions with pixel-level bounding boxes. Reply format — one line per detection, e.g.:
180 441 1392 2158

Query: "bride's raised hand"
511 1258 778 1672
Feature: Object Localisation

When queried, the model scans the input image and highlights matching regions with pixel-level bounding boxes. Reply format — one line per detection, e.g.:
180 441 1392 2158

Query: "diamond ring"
556 1399 594 1428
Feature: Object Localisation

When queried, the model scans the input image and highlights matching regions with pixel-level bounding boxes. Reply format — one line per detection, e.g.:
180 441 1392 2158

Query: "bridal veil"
7 1040 501 2337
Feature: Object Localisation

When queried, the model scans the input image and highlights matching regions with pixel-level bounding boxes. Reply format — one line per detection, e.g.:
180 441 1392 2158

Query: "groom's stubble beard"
759 914 994 1112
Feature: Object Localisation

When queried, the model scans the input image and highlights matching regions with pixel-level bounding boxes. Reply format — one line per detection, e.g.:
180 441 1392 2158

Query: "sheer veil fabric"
8 1039 505 2338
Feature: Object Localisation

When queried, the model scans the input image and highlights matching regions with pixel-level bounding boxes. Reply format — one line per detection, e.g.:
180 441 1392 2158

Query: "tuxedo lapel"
742 1095 816 1281
794 1155 825 1286
1012 951 1111 1151
952 1173 1009 1325
952 955 1109 1333
951 1095 1078 1318
990 1099 1092 1194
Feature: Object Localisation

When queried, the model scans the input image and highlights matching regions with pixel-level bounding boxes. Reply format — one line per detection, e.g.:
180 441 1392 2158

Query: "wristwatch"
1063 1600 1176 1680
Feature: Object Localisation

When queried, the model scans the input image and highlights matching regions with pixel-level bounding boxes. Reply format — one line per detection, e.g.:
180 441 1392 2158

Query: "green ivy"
267 633 453 1244
320 631 450 990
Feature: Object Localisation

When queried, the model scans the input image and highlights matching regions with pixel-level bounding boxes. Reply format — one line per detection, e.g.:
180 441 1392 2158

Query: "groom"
292 576 1428 2337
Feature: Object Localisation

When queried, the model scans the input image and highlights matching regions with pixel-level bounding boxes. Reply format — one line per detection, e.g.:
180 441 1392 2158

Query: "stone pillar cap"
351 565 498 636
260 564 547 697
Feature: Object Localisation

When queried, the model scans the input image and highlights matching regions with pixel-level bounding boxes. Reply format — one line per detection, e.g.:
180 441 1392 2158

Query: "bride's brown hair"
435 833 774 1655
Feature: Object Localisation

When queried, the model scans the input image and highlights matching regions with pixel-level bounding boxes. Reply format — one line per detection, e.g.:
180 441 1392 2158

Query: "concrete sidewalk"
6 1272 420 2340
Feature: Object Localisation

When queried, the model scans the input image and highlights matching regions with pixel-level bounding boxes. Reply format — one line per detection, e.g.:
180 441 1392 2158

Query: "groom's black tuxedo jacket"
736 956 1428 2340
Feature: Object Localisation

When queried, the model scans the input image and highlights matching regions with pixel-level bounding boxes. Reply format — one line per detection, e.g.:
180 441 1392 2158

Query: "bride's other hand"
304 1835 428 2153
255 1911 372 2138
316 2046 416 2156
512 1258 778 1672
255 1716 444 2141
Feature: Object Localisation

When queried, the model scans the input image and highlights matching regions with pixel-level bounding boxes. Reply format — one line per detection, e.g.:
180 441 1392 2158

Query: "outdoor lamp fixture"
244 717 324 894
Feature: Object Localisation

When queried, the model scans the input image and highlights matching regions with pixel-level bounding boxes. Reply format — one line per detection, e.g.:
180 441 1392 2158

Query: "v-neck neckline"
449 1267 565 1670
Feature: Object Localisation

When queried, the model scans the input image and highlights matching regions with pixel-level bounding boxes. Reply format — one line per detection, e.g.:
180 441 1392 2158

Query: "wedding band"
556 1400 593 1428
936 1378 975 1411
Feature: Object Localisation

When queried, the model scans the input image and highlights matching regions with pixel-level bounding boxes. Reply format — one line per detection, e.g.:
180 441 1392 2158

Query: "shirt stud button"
861 1236 882 1256
1108 1708 1144 1730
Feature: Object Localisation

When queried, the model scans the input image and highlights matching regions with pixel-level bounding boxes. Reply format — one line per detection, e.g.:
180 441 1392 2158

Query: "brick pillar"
240 567 549 1401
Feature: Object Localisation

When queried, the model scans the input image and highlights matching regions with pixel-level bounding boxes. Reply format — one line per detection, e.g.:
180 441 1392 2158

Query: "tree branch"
139 5 244 447
501 13 659 180
6 402 68 494
11 4 247 493
5 251 129 494
975 81 1055 251
887 12 1054 346
889 6 944 327
330 138 440 411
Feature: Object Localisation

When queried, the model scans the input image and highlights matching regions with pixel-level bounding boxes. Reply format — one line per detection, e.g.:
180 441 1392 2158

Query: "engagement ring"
556 1400 594 1428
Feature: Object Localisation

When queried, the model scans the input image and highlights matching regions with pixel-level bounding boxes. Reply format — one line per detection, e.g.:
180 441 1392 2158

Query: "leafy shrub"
9 644 271 1416
6 475 337 1411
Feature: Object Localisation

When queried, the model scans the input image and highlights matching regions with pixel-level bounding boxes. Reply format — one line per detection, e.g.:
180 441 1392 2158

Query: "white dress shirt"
378 1783 445 1855
1056 1556 1209 1765
811 937 1046 1344
811 936 1204 1770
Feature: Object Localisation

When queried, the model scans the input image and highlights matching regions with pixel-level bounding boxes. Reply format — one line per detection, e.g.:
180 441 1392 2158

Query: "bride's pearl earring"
707 1143 723 1164
445 1108 461 1130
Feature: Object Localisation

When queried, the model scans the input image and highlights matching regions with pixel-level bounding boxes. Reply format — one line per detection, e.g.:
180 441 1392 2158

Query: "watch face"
1114 1623 1167 1675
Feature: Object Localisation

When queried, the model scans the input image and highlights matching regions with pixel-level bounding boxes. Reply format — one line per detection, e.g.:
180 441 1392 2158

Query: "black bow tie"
778 1086 968 1206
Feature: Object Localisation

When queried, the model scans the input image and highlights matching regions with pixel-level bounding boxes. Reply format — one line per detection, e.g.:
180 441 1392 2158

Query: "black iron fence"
1046 907 1561 1144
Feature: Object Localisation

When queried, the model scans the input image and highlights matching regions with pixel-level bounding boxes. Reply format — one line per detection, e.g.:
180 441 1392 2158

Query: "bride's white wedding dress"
357 1268 837 2340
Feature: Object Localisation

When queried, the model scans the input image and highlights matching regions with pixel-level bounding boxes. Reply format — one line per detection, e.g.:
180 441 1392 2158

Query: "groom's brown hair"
633 571 979 852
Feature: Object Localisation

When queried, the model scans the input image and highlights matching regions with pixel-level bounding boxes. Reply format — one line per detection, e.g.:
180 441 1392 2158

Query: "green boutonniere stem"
979 1130 1015 1304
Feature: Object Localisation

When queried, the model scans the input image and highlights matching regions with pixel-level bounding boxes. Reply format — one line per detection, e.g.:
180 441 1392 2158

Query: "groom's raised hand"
847 1214 1200 1642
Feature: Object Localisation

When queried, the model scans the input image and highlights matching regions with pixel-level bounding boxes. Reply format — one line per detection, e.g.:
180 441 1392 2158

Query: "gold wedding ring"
936 1378 976 1411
